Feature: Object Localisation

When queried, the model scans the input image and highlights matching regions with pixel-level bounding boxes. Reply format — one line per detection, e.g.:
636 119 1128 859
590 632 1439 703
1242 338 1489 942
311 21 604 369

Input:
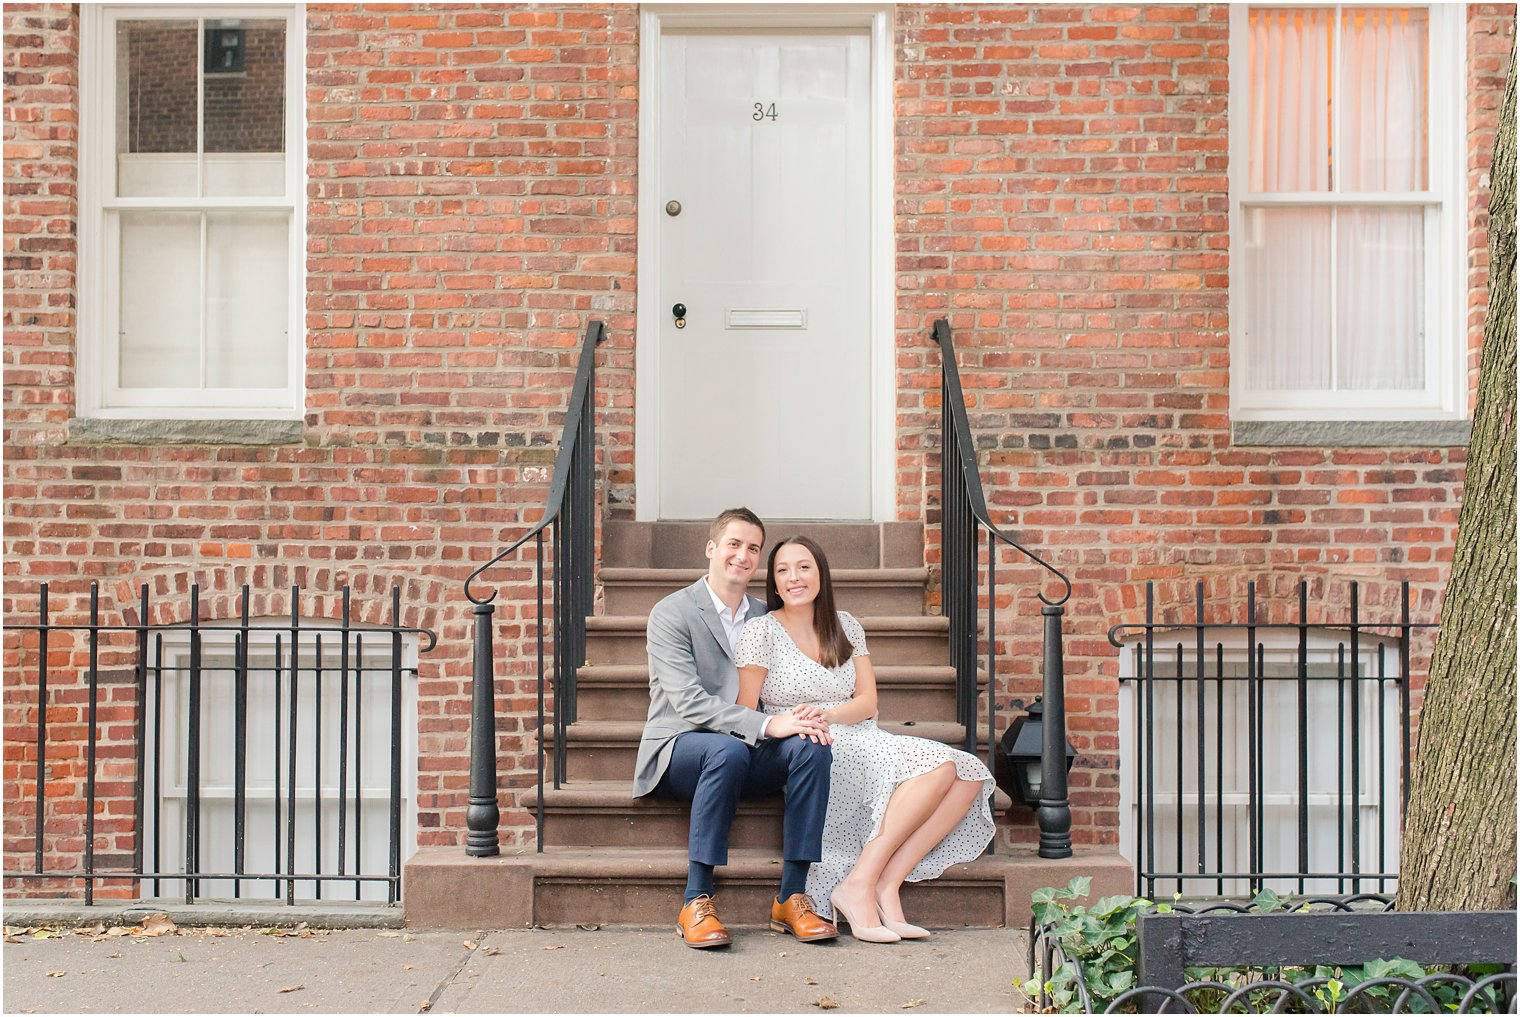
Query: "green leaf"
1249 887 1283 914
1031 886 1058 905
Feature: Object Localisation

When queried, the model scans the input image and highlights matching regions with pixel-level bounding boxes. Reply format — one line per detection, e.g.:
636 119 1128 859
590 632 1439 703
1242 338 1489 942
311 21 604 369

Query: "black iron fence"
6 582 435 905
1029 894 1517 1013
463 318 604 855
934 318 1075 858
1108 580 1434 899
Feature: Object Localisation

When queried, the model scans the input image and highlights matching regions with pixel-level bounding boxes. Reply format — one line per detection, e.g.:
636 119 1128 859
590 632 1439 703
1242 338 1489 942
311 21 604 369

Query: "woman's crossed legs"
831 762 984 932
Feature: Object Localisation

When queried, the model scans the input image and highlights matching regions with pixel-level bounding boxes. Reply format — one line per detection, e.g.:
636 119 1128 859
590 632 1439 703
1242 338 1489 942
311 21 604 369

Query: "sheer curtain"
1243 6 1428 394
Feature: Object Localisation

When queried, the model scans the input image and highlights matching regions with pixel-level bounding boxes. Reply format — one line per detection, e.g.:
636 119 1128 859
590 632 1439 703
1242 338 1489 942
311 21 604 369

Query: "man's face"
705 521 764 589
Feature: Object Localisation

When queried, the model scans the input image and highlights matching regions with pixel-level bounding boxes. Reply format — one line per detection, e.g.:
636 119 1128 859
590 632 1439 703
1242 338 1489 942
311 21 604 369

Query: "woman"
735 535 994 943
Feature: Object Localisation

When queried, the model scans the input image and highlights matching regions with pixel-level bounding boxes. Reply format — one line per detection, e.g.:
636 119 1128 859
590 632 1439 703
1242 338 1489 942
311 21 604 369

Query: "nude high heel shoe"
880 917 931 939
830 893 901 943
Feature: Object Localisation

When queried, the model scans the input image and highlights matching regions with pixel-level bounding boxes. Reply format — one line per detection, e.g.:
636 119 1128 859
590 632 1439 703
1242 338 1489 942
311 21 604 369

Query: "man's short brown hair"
709 507 765 544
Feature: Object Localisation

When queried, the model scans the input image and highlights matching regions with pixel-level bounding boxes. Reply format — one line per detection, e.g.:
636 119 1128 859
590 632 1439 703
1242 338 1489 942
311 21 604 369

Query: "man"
632 507 839 948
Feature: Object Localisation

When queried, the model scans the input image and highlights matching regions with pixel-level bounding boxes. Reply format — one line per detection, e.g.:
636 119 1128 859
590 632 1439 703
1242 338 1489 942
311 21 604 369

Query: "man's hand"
767 709 832 745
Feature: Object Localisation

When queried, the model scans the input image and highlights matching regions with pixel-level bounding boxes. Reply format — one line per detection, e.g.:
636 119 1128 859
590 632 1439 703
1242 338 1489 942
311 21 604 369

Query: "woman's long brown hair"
765 535 854 668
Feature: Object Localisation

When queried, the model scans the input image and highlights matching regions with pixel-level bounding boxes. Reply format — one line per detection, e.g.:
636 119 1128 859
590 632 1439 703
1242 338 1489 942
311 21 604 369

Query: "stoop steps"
405 520 1131 930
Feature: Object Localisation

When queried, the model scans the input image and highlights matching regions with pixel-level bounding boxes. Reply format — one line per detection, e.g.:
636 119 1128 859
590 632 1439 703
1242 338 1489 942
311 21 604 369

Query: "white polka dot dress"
736 611 995 920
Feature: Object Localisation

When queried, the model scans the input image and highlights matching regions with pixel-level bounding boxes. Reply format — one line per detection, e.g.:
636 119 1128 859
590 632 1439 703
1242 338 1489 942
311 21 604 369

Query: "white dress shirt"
703 577 770 737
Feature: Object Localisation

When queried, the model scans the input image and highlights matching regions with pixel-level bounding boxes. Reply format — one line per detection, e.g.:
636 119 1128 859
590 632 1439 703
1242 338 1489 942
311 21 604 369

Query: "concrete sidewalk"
3 922 1034 1014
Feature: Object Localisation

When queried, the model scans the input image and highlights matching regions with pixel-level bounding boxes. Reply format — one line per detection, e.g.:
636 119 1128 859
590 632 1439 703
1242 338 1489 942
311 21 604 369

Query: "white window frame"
1228 3 1467 422
78 4 304 420
148 623 420 903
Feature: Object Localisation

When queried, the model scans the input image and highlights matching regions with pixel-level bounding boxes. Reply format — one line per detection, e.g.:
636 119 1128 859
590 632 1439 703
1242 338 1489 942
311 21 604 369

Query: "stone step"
603 520 926 570
584 615 953 666
522 780 1015 850
540 719 985 782
404 844 1136 930
574 663 975 722
599 567 929 616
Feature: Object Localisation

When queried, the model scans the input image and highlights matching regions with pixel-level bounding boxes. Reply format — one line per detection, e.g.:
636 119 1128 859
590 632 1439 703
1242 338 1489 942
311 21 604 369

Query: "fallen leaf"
418 1002 432 1013
543 944 565 951
463 940 477 951
4 936 23 945
815 997 839 1010
403 965 413 971
279 985 304 994
402 933 416 943
804 977 819 986
140 914 177 937
480 946 501 957
376 930 401 938
45 971 65 978
31 930 58 940
576 922 600 931
750 976 763 982
105 927 130 938
901 1000 926 1009
75 924 104 936
108 951 121 959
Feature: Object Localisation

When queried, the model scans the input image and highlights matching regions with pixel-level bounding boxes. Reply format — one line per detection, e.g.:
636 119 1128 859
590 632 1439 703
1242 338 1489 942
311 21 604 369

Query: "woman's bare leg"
830 764 957 925
874 776 984 924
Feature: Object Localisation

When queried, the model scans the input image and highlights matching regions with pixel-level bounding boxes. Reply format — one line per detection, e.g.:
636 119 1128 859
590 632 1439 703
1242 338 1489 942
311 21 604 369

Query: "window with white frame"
80 7 302 419
1118 630 1404 898
148 624 419 902
1229 5 1465 421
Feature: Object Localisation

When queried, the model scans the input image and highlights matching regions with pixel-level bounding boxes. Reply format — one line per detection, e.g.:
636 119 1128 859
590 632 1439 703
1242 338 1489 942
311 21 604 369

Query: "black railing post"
466 601 500 856
463 318 605 855
1038 603 1072 858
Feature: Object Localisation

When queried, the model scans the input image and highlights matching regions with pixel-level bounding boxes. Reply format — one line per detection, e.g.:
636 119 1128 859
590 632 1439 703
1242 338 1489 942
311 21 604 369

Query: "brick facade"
4 3 1513 889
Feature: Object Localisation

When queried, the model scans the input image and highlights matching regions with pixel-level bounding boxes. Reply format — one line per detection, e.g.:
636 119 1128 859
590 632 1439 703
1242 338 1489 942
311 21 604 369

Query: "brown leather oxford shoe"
770 893 839 942
677 894 732 948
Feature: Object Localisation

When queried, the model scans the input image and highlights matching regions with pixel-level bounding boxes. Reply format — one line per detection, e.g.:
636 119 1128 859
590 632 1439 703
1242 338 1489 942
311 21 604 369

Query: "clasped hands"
766 704 833 744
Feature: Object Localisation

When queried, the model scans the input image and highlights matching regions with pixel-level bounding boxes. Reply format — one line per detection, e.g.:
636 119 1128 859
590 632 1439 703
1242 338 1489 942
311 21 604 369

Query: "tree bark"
1394 49 1517 914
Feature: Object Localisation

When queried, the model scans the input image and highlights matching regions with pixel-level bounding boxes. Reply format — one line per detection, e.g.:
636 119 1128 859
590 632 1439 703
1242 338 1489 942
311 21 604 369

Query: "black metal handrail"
9 581 435 905
932 318 1074 858
462 319 605 856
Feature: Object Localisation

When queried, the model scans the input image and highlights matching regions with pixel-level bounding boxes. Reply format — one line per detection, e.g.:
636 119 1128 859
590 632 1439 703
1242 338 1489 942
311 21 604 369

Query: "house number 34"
752 102 778 121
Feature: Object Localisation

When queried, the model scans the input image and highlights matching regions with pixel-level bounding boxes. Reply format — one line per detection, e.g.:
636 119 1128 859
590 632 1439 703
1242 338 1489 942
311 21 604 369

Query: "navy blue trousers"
653 731 831 867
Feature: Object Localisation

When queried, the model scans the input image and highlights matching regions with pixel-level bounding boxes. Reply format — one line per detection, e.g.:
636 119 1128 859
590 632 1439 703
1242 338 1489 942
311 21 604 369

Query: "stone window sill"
67 418 305 446
1231 419 1472 448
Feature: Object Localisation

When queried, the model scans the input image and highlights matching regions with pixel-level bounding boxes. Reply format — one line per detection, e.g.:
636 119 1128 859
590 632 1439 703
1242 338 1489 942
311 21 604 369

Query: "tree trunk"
1394 49 1517 914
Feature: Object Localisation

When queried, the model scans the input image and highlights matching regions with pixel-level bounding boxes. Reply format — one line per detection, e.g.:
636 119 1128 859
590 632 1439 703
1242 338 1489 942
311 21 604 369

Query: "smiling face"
769 541 821 609
705 519 764 593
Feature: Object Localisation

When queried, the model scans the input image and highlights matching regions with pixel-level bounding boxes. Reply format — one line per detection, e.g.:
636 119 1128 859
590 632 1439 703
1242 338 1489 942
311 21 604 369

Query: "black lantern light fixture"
996 698 1077 810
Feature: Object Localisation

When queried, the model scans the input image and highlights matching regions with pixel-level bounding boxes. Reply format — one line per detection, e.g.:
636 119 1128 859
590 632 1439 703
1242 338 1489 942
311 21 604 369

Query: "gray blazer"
632 577 770 797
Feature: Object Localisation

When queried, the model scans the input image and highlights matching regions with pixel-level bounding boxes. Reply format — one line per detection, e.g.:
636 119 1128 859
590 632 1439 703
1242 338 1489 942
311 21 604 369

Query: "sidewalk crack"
420 933 485 1013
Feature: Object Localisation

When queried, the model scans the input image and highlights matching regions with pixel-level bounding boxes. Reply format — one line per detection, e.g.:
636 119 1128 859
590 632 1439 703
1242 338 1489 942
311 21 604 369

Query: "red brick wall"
892 3 1512 844
3 3 1512 884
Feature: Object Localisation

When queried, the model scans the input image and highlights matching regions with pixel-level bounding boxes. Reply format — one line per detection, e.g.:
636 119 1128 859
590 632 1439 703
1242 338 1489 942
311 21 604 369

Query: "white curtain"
1250 8 1331 193
1336 7 1427 389
1244 6 1428 393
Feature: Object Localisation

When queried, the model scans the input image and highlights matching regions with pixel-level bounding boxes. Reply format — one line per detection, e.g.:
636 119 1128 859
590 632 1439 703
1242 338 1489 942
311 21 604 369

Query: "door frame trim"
634 4 895 521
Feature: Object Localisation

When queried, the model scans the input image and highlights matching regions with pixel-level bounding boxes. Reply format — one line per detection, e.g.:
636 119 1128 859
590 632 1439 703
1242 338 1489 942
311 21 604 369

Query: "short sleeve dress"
735 610 995 919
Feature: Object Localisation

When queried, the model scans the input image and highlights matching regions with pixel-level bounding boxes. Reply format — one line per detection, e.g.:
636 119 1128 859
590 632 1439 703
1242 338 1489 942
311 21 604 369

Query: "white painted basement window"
1228 5 1465 422
149 625 420 903
80 6 302 420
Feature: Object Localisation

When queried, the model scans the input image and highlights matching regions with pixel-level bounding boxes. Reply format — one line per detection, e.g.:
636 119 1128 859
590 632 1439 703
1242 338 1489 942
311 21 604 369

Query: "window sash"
1228 4 1465 422
80 5 303 419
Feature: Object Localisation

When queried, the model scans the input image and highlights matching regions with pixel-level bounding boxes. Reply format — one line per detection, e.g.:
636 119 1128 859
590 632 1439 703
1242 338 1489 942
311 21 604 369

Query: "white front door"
655 28 873 520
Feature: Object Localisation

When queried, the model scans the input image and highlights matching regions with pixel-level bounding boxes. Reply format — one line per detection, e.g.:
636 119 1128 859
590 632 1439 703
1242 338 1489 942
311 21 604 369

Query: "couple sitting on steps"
632 507 996 947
